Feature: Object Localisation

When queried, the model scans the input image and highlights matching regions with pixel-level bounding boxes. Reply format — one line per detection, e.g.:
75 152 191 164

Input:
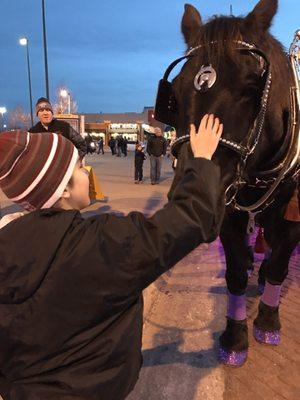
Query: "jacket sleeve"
146 138 152 155
88 158 224 295
68 126 87 159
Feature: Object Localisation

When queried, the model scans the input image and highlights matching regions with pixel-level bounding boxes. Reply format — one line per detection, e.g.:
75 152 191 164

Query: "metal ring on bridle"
194 64 217 92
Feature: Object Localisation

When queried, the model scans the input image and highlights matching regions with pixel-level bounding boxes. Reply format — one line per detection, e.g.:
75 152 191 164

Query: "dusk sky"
0 0 299 115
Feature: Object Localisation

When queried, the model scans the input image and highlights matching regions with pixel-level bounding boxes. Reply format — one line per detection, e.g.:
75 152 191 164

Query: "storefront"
83 107 166 145
84 122 108 144
108 123 140 142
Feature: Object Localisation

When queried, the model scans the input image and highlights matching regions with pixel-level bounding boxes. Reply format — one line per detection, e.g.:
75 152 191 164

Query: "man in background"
29 97 87 159
147 127 167 184
97 137 104 155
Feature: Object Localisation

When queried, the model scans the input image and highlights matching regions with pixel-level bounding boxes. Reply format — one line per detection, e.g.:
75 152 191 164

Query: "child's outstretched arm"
85 115 224 295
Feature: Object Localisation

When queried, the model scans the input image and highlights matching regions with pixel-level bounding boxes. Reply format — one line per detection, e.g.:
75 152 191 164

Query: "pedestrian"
85 134 94 155
0 114 224 400
122 136 128 157
134 143 146 183
116 135 123 157
97 137 104 155
108 137 116 155
146 127 167 184
29 97 87 159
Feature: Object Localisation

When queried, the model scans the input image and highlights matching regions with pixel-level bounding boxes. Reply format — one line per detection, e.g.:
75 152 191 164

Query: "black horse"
155 0 300 366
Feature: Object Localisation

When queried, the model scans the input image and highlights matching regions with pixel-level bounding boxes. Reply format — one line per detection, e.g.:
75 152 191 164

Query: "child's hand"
190 114 223 160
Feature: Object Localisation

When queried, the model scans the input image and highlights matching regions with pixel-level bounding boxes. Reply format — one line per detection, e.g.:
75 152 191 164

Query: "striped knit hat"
0 130 78 211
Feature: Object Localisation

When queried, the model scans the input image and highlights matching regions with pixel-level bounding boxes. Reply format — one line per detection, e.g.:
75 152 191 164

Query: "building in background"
82 107 165 144
54 107 166 144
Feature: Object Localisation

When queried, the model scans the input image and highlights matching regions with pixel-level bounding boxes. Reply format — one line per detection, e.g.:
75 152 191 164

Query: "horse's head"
163 0 292 198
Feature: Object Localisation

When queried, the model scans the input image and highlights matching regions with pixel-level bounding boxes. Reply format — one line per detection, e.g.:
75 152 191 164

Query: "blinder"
154 55 193 128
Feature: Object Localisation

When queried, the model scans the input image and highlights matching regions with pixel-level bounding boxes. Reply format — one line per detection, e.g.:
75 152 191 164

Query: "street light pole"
19 38 34 126
42 0 50 99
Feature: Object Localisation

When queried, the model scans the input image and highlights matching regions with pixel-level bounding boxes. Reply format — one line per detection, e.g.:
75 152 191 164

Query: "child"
134 143 146 183
0 114 223 400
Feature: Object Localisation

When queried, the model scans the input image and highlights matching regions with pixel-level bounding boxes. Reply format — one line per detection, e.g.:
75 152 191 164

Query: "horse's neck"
249 61 293 176
249 112 291 177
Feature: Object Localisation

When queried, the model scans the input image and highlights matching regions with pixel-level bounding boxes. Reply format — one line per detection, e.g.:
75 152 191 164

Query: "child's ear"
61 185 71 200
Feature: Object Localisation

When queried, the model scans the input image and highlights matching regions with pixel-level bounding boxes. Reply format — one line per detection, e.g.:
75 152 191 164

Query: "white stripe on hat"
10 133 59 202
42 146 79 208
0 132 30 181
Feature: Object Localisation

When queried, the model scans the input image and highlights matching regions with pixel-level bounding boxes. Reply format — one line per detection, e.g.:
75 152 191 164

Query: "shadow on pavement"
142 192 165 214
142 327 219 370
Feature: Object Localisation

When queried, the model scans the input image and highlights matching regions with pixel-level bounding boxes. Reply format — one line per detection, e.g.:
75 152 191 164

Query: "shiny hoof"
218 347 248 367
253 326 280 345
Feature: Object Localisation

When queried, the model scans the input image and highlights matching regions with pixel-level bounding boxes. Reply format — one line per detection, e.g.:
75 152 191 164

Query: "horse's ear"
245 0 278 32
182 4 202 47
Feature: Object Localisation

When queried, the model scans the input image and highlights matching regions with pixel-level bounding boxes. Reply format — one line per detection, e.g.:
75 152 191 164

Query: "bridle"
154 34 300 213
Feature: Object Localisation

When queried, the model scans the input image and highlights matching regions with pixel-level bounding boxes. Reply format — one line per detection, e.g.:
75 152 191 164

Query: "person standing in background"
29 97 87 159
108 137 116 155
146 127 167 185
134 143 146 184
97 138 104 155
122 136 128 157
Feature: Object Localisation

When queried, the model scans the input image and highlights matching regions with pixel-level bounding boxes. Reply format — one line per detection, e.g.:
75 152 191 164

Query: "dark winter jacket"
134 150 146 167
0 158 223 400
108 138 115 148
146 135 167 157
29 119 87 159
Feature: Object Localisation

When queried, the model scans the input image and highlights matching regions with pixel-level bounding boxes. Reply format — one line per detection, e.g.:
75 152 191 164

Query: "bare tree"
52 86 78 114
8 106 31 130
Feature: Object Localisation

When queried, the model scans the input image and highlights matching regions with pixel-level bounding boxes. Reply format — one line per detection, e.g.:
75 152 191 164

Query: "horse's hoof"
218 347 248 366
253 326 280 345
219 318 248 367
253 301 281 345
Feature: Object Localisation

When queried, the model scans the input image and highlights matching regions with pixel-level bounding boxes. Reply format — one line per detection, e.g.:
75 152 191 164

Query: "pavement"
0 149 299 400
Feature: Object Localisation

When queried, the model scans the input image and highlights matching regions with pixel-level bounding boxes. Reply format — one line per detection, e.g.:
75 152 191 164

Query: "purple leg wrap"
261 282 282 307
228 294 246 321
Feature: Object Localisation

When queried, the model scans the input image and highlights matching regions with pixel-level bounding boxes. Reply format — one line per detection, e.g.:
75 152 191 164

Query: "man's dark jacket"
0 158 223 400
29 119 87 159
146 135 167 157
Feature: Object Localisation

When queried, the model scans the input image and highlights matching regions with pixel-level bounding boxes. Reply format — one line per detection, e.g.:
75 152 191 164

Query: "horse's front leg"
253 217 300 346
218 210 251 366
